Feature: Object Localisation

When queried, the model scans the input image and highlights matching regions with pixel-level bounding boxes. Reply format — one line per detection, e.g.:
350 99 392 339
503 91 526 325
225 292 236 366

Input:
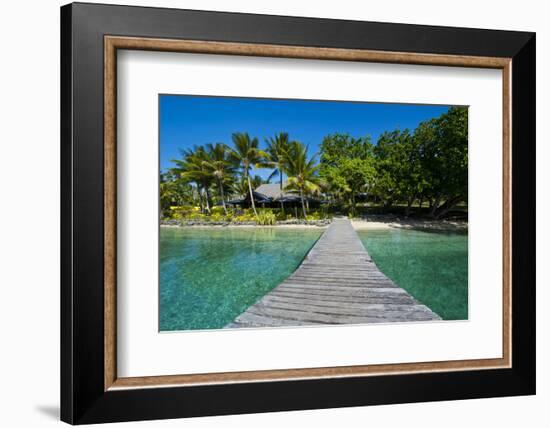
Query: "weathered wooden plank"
284 278 397 287
265 292 417 306
271 289 414 302
225 218 441 328
225 313 319 328
246 305 436 325
277 283 400 294
249 303 439 323
262 295 423 312
289 270 392 278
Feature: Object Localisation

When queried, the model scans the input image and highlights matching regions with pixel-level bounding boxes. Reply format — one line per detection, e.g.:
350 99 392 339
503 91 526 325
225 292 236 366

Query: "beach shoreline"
161 216 467 232
160 223 329 229
351 218 468 232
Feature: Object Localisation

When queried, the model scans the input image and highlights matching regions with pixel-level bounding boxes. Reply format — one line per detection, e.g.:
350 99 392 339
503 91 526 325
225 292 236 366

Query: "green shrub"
210 212 225 222
186 212 207 221
306 211 322 221
305 209 330 221
275 210 293 221
233 213 256 223
170 205 201 219
256 209 276 225
210 206 226 215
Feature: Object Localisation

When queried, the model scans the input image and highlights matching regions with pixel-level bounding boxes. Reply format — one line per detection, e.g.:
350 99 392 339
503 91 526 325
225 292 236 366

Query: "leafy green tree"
265 132 292 212
232 175 264 199
251 174 264 189
284 141 321 218
171 146 214 214
159 173 177 217
233 177 250 198
265 132 291 190
160 171 196 212
203 143 236 215
374 129 424 216
415 106 468 218
229 132 268 217
319 133 375 216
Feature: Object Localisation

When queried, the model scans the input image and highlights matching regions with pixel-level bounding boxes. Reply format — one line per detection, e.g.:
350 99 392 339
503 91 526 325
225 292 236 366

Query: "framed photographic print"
60 2 536 424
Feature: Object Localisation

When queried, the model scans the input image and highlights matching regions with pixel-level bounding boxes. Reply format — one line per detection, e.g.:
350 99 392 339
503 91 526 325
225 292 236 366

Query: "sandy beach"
351 217 468 232
161 216 467 232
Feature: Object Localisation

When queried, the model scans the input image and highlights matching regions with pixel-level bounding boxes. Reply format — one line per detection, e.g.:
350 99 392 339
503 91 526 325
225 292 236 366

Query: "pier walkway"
225 218 440 328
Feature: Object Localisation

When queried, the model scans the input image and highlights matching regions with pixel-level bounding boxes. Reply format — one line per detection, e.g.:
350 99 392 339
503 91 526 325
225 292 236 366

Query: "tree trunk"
217 178 228 216
279 171 285 214
405 201 411 217
405 195 415 217
418 195 424 211
197 184 204 213
434 206 451 220
300 189 307 218
247 175 258 217
435 196 462 219
351 193 357 217
428 195 442 218
204 187 211 214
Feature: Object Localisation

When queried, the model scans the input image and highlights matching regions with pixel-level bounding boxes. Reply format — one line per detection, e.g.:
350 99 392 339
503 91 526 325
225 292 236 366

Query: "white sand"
161 218 467 232
351 218 468 232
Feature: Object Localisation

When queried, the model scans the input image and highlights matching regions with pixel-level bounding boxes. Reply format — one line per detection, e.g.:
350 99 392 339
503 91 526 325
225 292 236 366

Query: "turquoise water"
160 227 322 331
358 229 468 320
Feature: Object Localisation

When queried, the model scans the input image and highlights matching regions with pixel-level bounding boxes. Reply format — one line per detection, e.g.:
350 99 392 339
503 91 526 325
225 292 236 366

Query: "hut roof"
254 181 297 200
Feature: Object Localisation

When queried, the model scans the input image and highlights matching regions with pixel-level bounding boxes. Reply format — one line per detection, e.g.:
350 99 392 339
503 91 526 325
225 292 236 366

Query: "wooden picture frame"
61 2 535 424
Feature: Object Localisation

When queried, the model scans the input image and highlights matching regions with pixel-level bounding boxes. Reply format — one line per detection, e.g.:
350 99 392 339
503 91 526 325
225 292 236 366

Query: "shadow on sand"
357 214 468 235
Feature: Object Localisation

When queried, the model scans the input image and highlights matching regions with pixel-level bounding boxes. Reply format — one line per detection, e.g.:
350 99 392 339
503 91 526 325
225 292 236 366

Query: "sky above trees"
159 95 452 179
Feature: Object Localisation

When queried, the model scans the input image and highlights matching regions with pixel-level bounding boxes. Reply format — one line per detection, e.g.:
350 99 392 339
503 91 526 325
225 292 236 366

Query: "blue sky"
159 95 450 180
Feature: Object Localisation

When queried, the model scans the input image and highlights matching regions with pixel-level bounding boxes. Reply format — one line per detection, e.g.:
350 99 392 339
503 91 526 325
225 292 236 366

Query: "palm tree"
265 132 291 190
283 141 321 218
229 132 268 217
160 173 176 217
251 174 264 189
233 177 250 199
204 143 236 215
172 146 213 213
266 132 291 212
232 175 262 200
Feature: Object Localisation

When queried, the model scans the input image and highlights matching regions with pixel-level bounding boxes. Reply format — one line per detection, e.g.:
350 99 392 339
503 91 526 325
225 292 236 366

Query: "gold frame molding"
104 36 512 391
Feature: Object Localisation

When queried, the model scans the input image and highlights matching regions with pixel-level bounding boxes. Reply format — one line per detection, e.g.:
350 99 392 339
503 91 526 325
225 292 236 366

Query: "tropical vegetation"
161 106 468 223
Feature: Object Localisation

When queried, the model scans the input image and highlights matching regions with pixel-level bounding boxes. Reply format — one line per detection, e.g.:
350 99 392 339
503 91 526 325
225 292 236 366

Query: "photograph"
159 95 468 332
54 2 536 424
107 30 514 402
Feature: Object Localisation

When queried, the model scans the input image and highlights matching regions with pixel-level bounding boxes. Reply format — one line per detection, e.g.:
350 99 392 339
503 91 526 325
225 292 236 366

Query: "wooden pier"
225 218 440 328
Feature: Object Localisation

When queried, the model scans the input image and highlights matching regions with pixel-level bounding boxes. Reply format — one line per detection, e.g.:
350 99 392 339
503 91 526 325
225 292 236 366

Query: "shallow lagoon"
160 226 468 331
359 228 468 320
160 227 322 331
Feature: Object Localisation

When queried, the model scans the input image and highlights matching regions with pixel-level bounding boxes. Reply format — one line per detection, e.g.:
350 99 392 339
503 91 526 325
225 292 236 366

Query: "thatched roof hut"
227 181 320 208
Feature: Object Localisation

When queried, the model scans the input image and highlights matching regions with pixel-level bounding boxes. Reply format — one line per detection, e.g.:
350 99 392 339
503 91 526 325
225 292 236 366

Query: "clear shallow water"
160 227 322 331
358 229 468 320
